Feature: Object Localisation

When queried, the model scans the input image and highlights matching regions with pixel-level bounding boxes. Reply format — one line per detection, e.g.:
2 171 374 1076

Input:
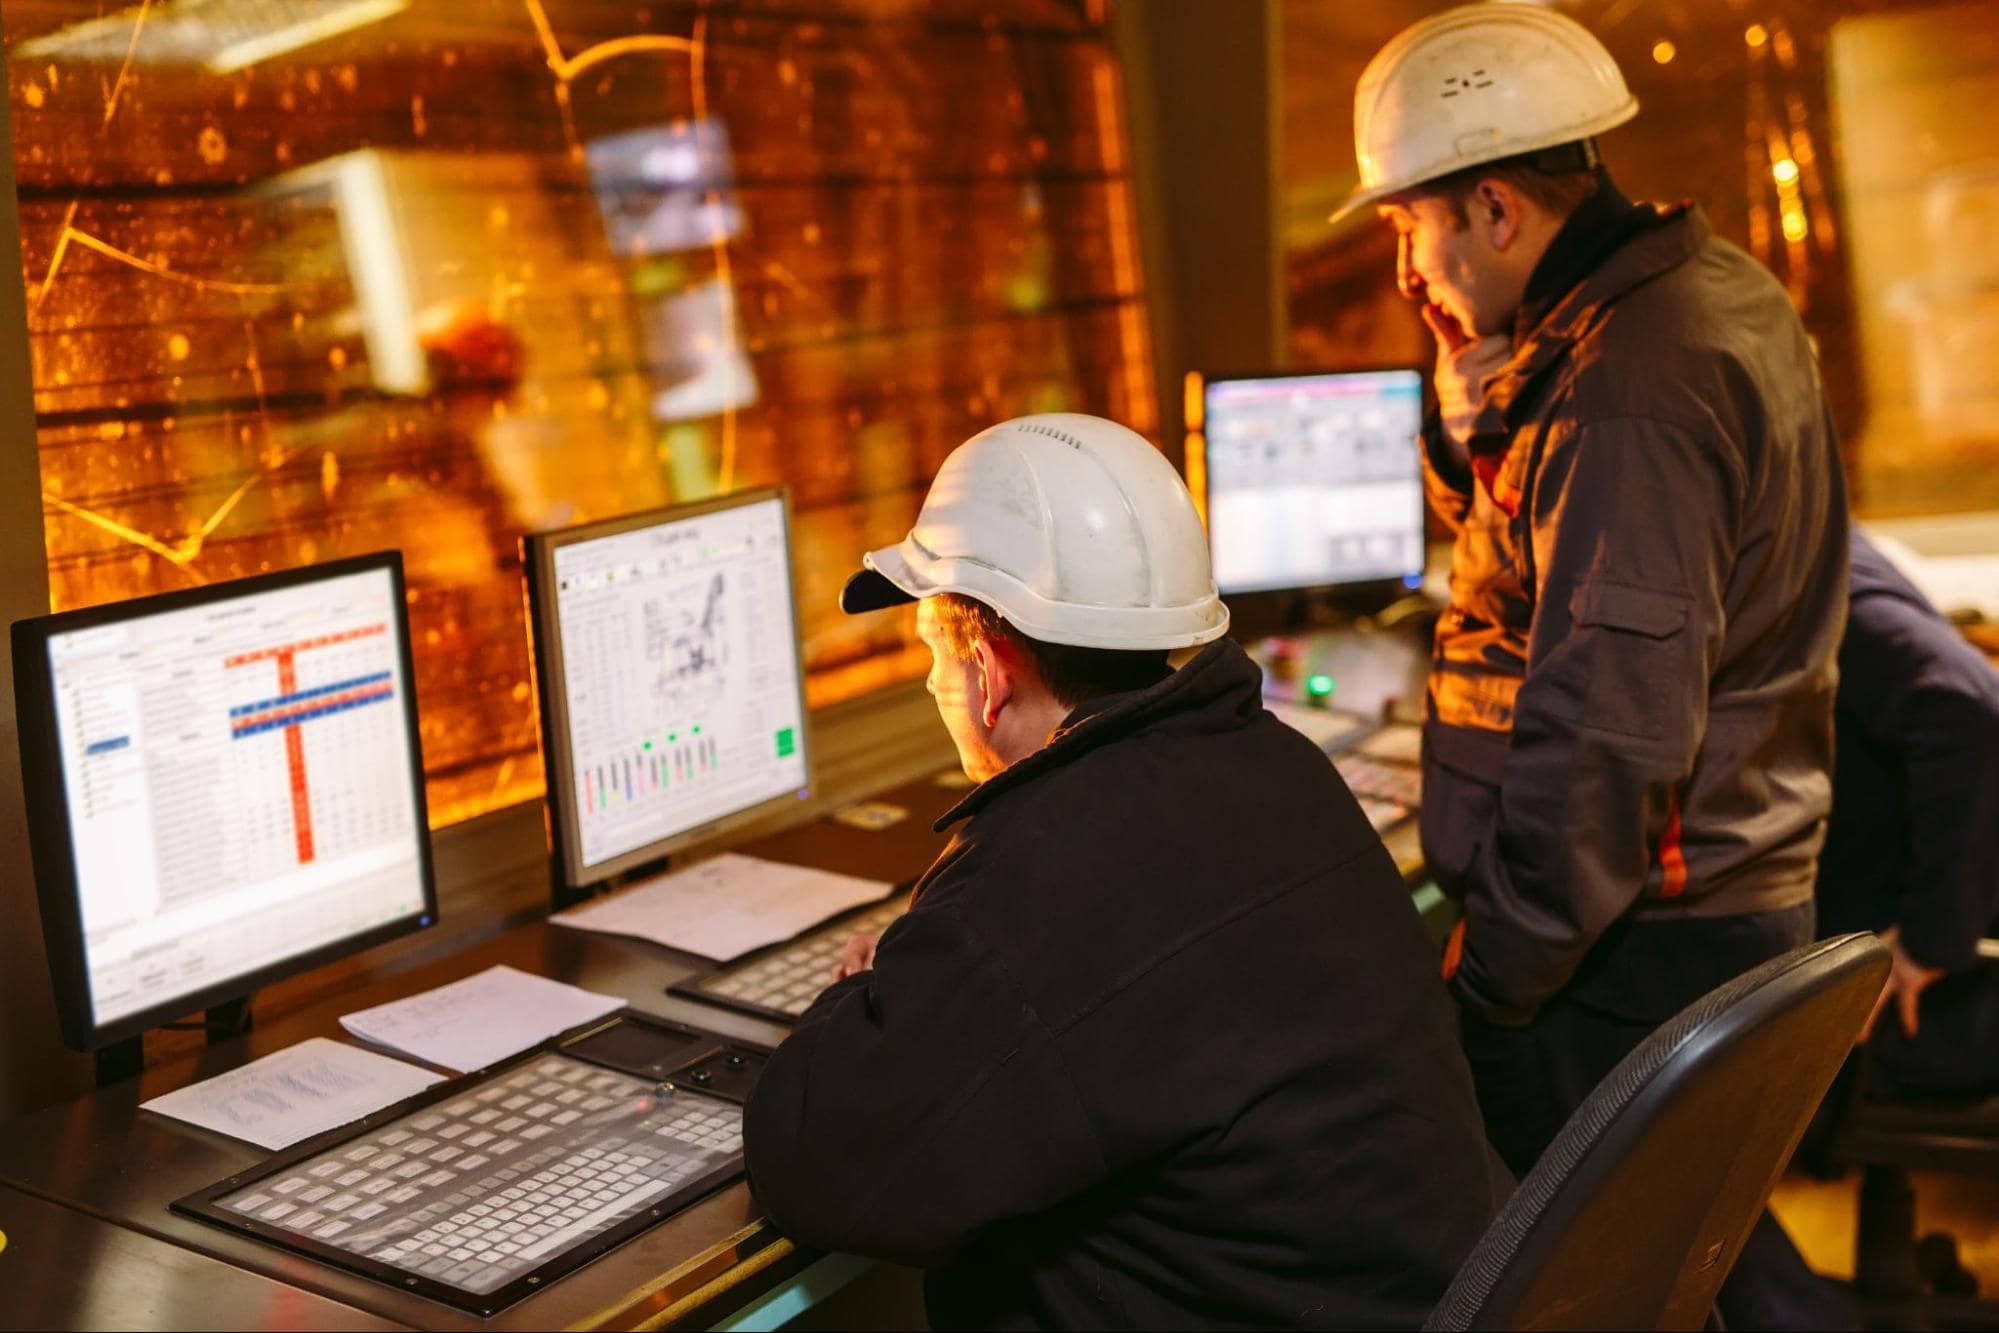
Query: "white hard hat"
1331 2 1637 222
840 413 1230 651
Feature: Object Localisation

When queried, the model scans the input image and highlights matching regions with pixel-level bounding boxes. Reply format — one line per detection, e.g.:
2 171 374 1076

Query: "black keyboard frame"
172 1010 762 1317
668 889 912 1025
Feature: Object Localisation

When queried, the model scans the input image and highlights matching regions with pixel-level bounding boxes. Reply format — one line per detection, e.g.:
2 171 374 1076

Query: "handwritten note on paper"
339 965 625 1074
551 853 895 962
141 1038 444 1150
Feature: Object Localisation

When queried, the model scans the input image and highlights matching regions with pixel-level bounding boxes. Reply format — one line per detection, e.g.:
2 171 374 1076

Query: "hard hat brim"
839 566 918 615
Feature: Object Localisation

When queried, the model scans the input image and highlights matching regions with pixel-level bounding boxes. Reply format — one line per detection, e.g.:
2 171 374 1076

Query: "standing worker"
1337 1 1847 1192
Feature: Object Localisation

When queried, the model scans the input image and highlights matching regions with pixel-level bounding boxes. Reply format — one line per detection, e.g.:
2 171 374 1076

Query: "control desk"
0 623 1441 1331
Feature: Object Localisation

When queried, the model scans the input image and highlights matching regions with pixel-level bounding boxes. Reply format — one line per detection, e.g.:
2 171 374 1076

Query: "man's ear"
1472 178 1523 251
972 634 1015 731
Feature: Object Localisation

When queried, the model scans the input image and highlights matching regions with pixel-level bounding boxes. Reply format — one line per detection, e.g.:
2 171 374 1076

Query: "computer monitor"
1201 368 1426 597
524 487 811 892
11 553 437 1052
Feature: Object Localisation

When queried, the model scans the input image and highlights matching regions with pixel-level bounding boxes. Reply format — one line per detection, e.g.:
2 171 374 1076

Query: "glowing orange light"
1652 40 1676 65
1772 158 1800 186
1745 24 1769 48
1781 209 1809 243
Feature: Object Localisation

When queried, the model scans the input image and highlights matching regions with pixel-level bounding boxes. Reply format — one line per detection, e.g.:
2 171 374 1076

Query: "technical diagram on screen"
525 487 812 889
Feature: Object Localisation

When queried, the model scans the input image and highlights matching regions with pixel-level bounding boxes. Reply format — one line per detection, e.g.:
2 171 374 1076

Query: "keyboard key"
261 1202 297 1221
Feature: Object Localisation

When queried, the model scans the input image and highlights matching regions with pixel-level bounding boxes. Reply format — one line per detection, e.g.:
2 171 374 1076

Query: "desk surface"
0 770 968 1332
0 1183 410 1331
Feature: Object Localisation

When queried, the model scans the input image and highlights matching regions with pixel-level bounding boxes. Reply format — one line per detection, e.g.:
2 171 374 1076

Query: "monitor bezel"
1199 365 1429 598
9 551 439 1053
523 486 815 891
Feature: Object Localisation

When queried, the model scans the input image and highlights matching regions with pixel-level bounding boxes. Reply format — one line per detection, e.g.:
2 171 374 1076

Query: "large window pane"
5 0 1154 824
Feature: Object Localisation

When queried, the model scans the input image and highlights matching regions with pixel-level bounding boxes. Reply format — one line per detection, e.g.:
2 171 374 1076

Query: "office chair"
1823 1015 1999 1325
1426 933 1891 1332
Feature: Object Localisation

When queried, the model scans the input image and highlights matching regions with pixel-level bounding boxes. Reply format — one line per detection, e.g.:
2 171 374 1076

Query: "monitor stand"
94 994 256 1090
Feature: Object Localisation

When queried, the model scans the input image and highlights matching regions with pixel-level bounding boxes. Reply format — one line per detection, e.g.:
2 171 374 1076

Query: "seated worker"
743 413 1510 1330
1819 529 1999 1097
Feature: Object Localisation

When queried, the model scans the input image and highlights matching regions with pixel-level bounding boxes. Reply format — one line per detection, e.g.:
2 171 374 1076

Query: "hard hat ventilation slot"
1016 421 1085 451
1440 70 1495 99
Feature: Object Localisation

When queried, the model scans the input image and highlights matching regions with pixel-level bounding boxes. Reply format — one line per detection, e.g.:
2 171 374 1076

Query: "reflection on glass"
7 0 1154 824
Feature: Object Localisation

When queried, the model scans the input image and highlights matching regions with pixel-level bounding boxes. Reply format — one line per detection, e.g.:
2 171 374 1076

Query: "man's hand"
832 931 881 983
1859 926 1946 1043
1434 325 1513 449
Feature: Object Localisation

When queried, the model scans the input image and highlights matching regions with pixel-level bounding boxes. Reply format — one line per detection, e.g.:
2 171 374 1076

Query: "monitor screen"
12 554 435 1050
526 488 811 888
1203 369 1426 595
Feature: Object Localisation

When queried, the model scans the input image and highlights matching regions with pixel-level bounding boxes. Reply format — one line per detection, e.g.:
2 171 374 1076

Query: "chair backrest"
1425 933 1890 1332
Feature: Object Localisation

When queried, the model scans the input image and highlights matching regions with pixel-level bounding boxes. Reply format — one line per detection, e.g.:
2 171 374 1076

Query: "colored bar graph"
223 622 391 868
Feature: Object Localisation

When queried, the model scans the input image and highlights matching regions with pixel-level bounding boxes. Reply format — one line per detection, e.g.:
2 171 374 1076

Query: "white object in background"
551 852 894 962
141 1037 443 1150
339 965 624 1074
1863 522 1999 622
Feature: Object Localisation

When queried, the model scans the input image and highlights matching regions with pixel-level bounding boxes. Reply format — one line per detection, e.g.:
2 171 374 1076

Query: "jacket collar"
934 638 1264 830
1472 201 1704 436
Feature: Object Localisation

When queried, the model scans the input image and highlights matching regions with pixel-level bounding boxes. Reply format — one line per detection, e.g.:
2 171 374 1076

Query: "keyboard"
179 1039 751 1315
673 891 910 1022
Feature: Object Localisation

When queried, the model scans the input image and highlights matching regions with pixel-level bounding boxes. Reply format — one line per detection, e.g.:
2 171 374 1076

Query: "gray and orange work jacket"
1421 192 1849 1027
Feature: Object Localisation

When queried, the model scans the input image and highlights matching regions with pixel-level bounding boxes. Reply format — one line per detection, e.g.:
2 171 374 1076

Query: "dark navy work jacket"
1817 531 1999 971
744 639 1509 1330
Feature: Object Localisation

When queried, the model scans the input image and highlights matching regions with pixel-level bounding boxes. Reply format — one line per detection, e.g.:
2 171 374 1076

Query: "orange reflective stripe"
1442 919 1467 981
1660 790 1688 898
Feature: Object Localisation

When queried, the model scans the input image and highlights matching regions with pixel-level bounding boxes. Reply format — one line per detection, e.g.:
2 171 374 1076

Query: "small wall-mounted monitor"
11 553 436 1051
1201 368 1426 598
524 487 811 892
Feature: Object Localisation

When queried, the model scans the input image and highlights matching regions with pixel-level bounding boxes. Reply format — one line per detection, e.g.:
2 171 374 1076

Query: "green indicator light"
1306 674 1335 698
642 740 653 751
668 732 677 742
775 726 796 758
692 724 702 735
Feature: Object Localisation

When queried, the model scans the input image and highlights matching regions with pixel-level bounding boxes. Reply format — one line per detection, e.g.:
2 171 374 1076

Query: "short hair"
1420 141 1602 228
930 593 1171 709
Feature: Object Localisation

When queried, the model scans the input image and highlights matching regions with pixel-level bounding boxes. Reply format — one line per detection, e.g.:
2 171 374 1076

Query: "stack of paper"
551 852 895 961
339 965 625 1073
141 1037 443 1150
